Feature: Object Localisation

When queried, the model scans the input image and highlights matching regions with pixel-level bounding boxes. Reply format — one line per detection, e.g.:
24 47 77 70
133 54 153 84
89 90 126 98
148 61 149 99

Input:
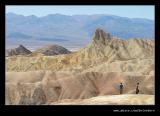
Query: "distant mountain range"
6 13 154 50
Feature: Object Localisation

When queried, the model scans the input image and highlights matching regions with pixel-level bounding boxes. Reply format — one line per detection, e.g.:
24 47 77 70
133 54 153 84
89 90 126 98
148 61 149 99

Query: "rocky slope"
6 71 154 105
30 44 71 56
6 28 154 105
6 28 154 72
6 45 32 57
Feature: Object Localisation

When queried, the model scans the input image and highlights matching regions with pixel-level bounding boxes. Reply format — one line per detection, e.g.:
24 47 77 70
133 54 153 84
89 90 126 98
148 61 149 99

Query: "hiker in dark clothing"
136 83 139 94
119 83 123 94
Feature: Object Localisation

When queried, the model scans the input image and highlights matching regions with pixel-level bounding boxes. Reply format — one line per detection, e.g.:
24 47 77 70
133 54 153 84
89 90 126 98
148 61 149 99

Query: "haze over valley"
6 13 154 51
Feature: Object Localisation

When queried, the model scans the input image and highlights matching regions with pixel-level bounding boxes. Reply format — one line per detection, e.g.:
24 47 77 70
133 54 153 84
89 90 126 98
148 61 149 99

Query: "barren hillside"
6 28 154 105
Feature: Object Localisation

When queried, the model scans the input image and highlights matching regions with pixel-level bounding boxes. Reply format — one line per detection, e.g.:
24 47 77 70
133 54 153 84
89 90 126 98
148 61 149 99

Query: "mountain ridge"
6 12 154 21
6 29 154 72
6 13 154 50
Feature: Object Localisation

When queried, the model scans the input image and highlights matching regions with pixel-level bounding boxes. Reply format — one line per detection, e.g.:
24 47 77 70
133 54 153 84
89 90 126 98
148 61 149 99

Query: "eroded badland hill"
6 28 154 105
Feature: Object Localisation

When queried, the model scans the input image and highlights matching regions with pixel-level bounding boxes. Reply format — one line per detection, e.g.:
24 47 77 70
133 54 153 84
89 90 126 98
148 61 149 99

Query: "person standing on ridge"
119 83 123 94
136 83 140 94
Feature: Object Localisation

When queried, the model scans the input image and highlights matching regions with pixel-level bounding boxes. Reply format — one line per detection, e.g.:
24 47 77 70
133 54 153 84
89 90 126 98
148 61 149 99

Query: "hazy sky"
6 5 154 20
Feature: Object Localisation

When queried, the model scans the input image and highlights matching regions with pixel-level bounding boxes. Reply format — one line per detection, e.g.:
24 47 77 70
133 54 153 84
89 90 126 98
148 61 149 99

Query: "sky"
6 5 154 20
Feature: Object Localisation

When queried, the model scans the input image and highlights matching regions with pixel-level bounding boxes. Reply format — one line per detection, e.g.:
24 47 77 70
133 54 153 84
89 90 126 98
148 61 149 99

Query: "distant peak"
18 44 25 48
6 44 31 56
93 28 112 45
17 45 30 51
95 28 111 39
95 28 103 32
